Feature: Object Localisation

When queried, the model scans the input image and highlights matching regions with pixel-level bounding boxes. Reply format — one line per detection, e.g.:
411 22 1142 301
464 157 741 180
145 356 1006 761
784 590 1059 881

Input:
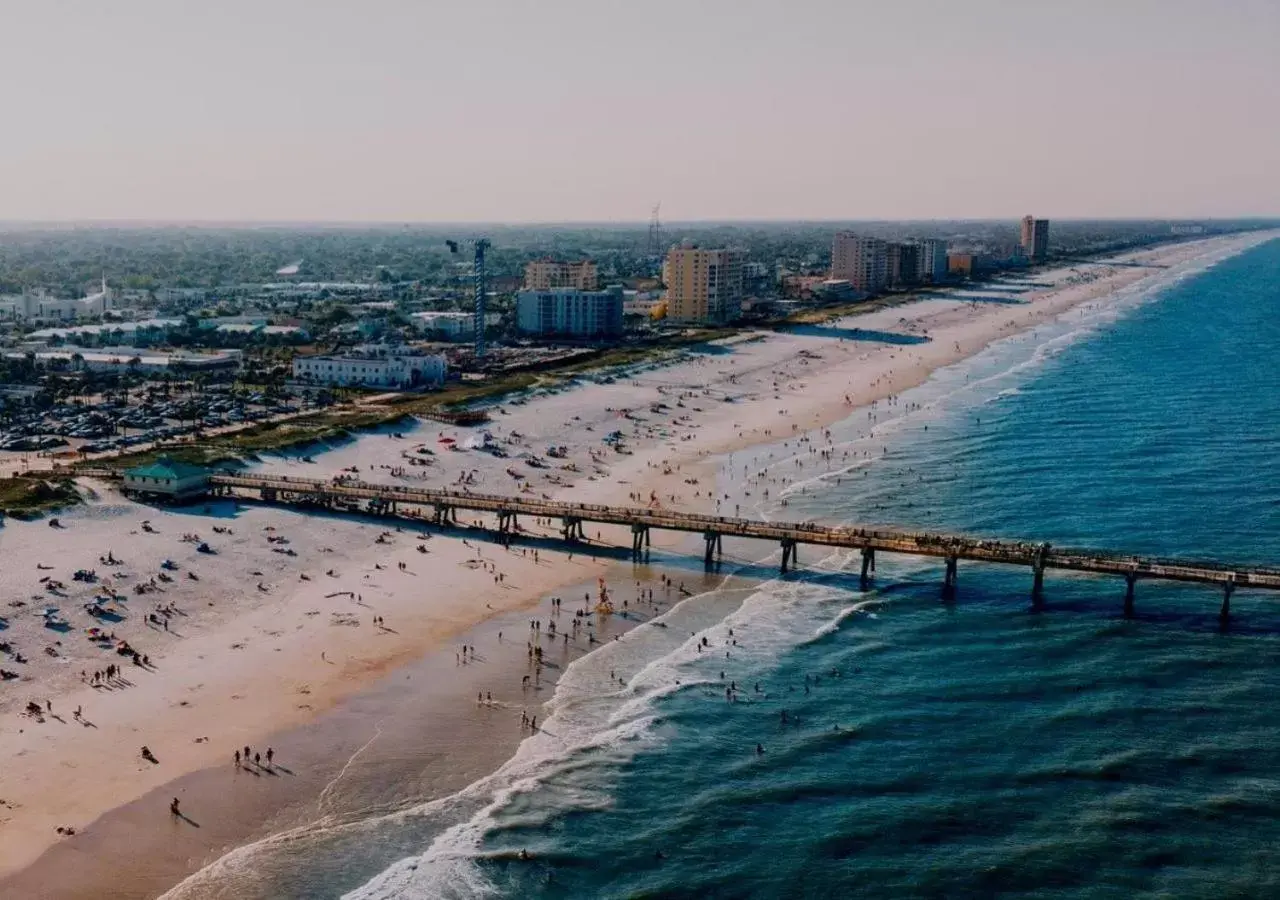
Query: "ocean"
171 235 1280 899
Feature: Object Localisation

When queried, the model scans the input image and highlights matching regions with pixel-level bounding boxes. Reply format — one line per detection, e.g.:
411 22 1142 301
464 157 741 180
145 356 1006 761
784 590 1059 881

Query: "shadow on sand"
780 324 931 345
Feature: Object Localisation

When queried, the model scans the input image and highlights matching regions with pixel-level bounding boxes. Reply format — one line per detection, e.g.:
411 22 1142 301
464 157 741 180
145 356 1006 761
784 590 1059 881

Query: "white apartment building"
292 346 447 389
516 288 624 338
915 239 949 283
831 234 888 294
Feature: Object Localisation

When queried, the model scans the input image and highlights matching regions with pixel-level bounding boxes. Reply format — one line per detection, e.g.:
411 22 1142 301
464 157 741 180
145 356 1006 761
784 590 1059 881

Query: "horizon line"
2 215 1279 230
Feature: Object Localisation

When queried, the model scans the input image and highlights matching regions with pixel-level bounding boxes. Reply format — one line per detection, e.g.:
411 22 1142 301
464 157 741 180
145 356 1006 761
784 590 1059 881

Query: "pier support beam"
1220 578 1236 624
496 511 516 546
703 531 722 570
780 539 797 574
561 517 584 543
631 523 650 559
1031 544 1049 608
1124 574 1137 618
860 547 876 588
943 555 958 601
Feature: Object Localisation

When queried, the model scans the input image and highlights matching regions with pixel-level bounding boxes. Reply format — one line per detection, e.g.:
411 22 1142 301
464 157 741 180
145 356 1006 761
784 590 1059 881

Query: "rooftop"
125 457 210 481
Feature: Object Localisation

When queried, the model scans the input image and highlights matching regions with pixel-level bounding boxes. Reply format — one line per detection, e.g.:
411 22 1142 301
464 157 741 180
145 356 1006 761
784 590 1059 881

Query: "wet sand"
0 562 709 900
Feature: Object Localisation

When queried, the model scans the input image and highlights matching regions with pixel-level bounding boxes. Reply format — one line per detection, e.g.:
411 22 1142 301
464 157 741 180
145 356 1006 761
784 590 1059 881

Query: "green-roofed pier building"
122 457 211 501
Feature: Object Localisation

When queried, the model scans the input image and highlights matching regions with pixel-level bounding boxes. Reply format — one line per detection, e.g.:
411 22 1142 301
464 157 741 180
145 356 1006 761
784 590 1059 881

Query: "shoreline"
1 232 1271 898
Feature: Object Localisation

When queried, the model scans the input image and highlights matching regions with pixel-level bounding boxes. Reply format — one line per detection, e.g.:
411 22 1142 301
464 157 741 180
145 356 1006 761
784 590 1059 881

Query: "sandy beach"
0 234 1268 898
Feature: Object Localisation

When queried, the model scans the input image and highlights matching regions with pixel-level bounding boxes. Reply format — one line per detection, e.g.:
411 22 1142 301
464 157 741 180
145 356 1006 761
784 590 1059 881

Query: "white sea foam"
338 550 879 899
771 233 1273 504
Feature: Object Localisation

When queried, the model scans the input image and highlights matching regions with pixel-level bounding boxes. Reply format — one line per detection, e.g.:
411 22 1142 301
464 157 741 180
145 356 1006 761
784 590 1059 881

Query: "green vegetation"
0 477 82 519
107 408 412 471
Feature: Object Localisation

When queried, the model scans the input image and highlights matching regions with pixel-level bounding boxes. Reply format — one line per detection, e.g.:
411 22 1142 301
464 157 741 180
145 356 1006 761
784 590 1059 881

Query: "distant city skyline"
2 0 1278 223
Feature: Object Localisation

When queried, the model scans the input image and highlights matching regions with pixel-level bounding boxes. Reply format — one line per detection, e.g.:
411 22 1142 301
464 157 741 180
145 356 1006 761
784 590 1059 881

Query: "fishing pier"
202 472 1280 621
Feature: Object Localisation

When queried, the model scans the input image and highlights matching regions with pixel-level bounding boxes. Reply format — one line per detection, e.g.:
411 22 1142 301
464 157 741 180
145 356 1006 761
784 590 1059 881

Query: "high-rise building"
886 243 920 288
1020 216 1050 262
831 233 888 293
515 287 624 338
915 239 949 283
663 245 745 324
523 259 599 291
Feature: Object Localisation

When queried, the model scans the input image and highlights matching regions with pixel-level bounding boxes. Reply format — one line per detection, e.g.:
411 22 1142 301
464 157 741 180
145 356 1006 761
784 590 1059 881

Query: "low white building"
210 322 310 340
292 346 447 389
28 318 184 347
3 347 241 372
623 291 662 318
0 280 114 322
411 311 475 340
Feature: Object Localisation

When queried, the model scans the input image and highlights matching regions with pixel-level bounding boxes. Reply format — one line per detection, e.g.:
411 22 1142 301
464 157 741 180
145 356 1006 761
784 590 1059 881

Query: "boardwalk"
203 472 1280 620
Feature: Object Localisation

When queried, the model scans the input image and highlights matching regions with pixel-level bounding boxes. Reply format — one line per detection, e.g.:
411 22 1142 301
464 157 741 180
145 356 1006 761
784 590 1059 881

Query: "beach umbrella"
40 606 60 616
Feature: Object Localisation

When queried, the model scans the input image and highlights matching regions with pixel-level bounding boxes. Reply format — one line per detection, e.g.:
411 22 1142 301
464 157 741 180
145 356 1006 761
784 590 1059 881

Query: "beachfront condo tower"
663 244 746 324
831 233 888 294
1021 216 1050 262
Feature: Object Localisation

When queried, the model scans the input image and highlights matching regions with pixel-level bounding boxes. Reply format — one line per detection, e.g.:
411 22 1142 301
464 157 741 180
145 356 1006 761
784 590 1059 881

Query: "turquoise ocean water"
171 235 1280 899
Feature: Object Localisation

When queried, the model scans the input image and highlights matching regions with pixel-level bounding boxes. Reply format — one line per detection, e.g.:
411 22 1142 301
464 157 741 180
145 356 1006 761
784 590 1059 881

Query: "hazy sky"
2 0 1277 222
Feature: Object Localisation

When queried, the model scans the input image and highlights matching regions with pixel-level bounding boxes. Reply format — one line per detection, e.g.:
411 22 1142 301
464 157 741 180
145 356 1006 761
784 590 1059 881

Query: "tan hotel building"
523 259 599 291
663 246 745 324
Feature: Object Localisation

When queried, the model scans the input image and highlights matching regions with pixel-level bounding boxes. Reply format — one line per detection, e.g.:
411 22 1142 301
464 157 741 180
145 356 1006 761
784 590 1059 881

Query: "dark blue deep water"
188 236 1280 900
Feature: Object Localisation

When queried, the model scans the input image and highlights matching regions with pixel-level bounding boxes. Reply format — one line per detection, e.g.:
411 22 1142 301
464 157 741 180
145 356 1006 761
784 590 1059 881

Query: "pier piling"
631 523 650 558
943 555 958 600
703 531 722 570
1124 573 1137 617
1031 544 1048 607
780 538 796 574
860 547 876 588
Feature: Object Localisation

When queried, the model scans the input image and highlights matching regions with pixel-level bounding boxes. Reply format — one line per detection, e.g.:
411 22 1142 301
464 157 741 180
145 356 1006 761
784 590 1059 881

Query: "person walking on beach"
234 749 241 767
266 748 274 766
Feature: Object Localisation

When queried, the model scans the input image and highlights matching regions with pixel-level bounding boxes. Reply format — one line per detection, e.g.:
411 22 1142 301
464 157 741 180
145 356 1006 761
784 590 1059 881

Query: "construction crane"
446 237 492 359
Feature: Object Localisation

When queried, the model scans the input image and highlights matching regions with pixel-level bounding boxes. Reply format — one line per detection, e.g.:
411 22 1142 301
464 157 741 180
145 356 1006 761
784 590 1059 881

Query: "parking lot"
0 385 317 464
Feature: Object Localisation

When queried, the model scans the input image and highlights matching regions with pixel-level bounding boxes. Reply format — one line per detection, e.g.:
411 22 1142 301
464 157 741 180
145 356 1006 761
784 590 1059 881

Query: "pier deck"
204 473 1280 618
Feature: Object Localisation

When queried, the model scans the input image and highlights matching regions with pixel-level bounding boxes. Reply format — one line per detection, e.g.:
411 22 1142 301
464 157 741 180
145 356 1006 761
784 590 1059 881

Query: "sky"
1 0 1277 223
